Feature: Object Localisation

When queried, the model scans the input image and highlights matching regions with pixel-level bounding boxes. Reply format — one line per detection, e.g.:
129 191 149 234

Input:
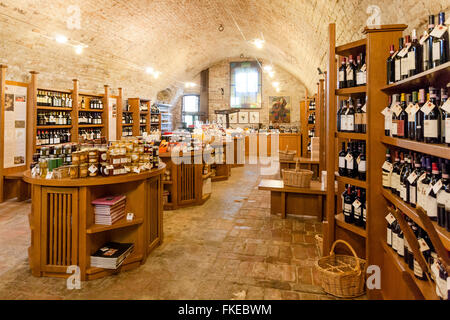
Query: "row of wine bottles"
387 12 449 85
80 97 103 110
122 127 133 137
122 113 134 124
338 141 366 181
337 97 367 133
307 112 316 124
37 90 73 108
308 99 316 110
383 87 449 144
151 103 160 114
37 112 72 126
382 149 449 230
140 102 149 112
341 184 366 229
79 129 102 140
36 130 71 146
78 112 102 125
338 53 367 89
386 212 448 299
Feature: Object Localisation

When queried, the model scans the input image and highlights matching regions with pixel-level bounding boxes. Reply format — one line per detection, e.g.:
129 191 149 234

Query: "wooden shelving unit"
125 98 152 137
325 24 407 300
300 94 320 157
381 136 450 160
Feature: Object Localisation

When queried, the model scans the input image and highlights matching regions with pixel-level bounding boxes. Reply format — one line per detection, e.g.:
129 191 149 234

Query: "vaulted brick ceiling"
0 0 448 98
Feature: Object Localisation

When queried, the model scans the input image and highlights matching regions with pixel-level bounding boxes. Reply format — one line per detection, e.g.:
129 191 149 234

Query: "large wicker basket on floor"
279 146 296 161
315 240 366 298
282 161 313 188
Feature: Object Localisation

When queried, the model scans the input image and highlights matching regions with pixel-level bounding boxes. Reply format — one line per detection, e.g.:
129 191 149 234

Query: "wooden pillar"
103 85 110 140
324 23 336 255
27 71 38 166
72 79 79 143
318 78 325 178
200 69 209 122
117 88 123 140
0 65 7 203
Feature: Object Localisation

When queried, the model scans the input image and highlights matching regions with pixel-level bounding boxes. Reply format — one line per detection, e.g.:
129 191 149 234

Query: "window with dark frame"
230 61 262 109
182 94 200 127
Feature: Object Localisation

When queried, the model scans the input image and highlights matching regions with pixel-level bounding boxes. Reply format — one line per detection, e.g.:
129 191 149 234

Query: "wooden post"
318 78 325 178
117 88 123 140
72 79 79 143
27 71 38 166
103 85 110 140
324 23 336 255
0 65 7 203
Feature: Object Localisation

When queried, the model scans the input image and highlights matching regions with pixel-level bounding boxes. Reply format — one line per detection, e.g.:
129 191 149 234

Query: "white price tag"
430 24 448 38
345 153 353 162
425 184 433 196
397 47 409 58
392 104 403 117
418 238 430 252
133 167 141 174
421 101 436 115
441 99 450 113
361 104 367 112
360 64 367 72
385 213 396 225
419 32 430 45
382 161 393 172
407 171 418 184
432 179 443 194
353 199 361 209
88 164 97 174
381 107 390 116
409 103 420 116
126 212 134 221
45 171 54 180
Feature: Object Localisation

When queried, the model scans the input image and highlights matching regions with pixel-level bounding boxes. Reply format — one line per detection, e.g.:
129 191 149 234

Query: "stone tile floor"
0 165 356 300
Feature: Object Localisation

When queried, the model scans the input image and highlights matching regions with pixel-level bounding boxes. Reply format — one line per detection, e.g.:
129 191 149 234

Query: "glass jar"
79 164 88 178
69 165 79 179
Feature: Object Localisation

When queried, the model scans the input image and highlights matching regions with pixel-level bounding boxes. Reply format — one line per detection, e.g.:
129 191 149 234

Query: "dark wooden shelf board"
381 62 450 93
381 136 450 160
86 217 143 234
382 189 450 251
37 106 73 111
335 86 367 96
335 213 367 238
336 132 368 141
37 125 72 129
78 124 104 128
336 175 367 188
335 38 366 57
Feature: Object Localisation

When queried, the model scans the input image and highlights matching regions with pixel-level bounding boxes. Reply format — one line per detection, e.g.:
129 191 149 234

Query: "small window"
182 95 200 127
230 61 262 109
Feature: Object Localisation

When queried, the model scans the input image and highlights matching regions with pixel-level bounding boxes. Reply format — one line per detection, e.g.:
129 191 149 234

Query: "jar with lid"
69 165 79 179
79 163 88 178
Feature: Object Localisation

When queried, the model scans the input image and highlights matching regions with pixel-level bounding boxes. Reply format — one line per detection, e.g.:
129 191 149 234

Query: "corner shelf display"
325 24 408 300
301 95 318 156
157 103 172 132
122 98 152 137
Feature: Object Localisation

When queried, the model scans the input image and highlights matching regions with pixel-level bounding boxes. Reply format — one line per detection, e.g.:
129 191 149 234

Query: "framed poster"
269 96 291 123
4 83 27 168
216 114 226 124
229 112 238 124
249 111 260 124
238 111 248 124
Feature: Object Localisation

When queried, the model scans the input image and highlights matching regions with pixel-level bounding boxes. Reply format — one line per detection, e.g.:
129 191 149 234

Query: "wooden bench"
280 157 320 179
2 171 30 202
258 179 328 220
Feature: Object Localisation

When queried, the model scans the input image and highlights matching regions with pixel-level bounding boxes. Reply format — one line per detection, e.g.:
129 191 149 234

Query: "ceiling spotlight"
218 24 224 32
276 88 280 93
153 71 160 79
146 67 154 74
75 45 83 55
251 38 265 49
272 81 280 88
263 65 273 72
55 35 68 44
268 71 275 78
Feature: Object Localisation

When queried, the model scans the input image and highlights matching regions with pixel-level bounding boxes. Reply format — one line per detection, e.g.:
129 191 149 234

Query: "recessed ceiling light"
263 65 273 72
55 35 68 44
153 71 160 79
268 71 275 78
251 38 265 49
75 45 83 54
218 24 224 32
272 82 279 88
146 67 154 74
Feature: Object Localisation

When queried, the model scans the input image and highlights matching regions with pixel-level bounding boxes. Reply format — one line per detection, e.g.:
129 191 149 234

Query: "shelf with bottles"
78 128 103 141
337 139 367 184
36 129 72 147
337 183 367 235
337 96 367 135
36 89 74 109
337 49 367 92
37 110 72 127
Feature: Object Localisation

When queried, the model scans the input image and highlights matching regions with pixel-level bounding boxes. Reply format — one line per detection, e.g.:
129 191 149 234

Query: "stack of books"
90 242 134 269
92 195 126 225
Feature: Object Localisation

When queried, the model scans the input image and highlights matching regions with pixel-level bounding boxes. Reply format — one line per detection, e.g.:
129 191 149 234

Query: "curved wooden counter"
25 164 166 280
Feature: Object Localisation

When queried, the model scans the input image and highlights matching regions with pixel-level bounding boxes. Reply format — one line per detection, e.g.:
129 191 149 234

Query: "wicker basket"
279 146 296 161
315 240 366 298
282 160 313 188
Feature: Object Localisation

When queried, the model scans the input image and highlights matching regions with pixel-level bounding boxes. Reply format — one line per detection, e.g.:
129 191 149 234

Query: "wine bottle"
396 93 408 138
427 161 440 221
392 220 399 252
424 87 440 144
437 161 449 228
356 53 366 86
339 142 347 177
391 151 402 196
409 154 421 208
407 92 417 140
391 94 400 138
400 154 412 203
416 89 426 142
358 142 366 181
439 88 448 144
353 188 363 227
401 35 410 80
382 149 392 189
354 99 362 133
408 29 423 76
346 55 357 87
387 44 396 84
432 12 449 67
384 95 392 136
339 57 347 89
422 15 435 71
397 230 405 258
346 142 355 178
394 38 404 82
346 98 355 132
343 185 354 223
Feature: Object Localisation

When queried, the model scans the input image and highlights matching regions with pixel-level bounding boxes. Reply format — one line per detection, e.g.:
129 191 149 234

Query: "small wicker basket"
315 240 366 298
279 146 296 161
282 160 313 188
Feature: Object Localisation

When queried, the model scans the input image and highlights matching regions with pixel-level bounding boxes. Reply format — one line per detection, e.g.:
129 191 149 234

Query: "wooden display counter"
280 157 320 179
245 133 301 157
23 164 166 281
258 179 335 221
160 151 211 210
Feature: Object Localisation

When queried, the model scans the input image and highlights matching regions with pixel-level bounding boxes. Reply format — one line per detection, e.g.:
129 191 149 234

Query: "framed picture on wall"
238 111 248 124
269 96 291 123
229 112 238 124
216 114 226 124
249 111 260 124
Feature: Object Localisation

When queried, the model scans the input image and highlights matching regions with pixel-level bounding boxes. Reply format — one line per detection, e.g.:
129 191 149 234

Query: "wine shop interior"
0 0 449 301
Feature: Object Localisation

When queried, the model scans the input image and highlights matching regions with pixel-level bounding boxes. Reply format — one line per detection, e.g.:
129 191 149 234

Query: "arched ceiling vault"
0 0 449 98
